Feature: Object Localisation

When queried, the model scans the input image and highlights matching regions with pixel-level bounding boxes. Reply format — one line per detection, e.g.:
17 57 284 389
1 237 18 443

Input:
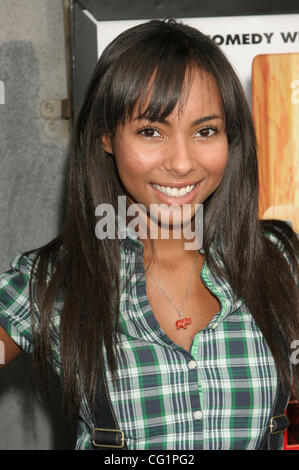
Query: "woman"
0 19 298 450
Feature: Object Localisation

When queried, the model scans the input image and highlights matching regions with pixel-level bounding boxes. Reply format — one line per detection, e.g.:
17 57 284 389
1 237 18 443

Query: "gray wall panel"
0 0 76 450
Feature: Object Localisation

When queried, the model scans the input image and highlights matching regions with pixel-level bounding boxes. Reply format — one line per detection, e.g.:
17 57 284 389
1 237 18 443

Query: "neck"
141 225 200 267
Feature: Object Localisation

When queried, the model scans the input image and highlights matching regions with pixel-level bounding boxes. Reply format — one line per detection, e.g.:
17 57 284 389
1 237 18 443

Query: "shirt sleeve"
0 251 38 354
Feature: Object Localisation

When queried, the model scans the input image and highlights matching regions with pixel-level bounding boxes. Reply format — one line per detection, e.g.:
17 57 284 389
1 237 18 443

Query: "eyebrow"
190 115 223 126
135 114 223 126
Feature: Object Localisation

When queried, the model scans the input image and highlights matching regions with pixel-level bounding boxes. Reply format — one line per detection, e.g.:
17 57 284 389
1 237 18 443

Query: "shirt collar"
119 218 241 309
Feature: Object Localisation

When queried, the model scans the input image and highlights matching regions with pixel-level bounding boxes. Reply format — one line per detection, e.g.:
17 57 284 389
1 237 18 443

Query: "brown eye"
138 127 160 138
196 126 218 138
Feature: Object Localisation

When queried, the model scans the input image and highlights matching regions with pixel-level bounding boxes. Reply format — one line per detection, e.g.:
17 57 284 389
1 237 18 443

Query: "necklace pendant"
176 317 192 330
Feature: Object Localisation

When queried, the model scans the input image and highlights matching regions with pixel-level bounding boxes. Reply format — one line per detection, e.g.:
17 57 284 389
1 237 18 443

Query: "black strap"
258 329 291 450
258 378 290 450
92 367 128 450
92 365 289 450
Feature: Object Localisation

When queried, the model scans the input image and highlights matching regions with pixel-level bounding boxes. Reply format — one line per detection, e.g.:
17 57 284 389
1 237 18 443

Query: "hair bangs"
105 33 195 130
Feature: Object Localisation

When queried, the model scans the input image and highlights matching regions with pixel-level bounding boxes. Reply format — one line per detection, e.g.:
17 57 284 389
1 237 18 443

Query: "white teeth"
153 184 195 197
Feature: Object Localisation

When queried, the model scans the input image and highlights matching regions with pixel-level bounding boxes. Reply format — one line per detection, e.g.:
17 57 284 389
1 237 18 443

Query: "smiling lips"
153 184 195 197
152 183 195 197
150 182 201 205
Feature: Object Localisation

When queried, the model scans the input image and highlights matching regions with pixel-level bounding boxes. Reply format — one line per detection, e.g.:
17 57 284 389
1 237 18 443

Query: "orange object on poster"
252 53 299 232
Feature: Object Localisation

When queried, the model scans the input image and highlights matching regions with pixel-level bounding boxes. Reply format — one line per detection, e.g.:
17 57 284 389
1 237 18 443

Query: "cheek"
204 142 228 177
115 144 158 179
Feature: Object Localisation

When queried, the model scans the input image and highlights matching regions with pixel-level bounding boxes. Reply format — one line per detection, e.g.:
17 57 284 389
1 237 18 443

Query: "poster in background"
82 12 299 234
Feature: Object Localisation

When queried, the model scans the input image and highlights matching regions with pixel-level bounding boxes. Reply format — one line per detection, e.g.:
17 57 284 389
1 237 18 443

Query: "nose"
163 135 195 177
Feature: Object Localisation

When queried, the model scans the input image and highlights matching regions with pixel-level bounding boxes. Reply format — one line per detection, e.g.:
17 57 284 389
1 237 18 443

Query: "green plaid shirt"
0 231 288 450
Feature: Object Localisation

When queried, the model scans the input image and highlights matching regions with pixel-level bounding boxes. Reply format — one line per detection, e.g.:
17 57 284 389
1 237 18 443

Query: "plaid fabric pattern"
0 230 288 450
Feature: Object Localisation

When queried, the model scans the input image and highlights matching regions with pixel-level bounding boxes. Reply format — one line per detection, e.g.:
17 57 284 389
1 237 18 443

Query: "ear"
102 134 113 154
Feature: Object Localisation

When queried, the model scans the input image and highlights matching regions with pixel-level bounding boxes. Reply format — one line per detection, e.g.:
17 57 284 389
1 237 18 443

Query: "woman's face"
102 68 228 229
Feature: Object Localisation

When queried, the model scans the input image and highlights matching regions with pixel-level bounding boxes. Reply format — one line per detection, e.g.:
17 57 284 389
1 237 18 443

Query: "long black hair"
26 19 299 418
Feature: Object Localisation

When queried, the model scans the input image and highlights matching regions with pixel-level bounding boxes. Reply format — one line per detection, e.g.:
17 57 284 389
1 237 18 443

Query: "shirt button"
193 410 203 420
188 360 197 370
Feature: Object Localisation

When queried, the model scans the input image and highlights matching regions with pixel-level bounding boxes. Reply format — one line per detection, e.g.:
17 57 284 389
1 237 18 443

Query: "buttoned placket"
120 233 242 450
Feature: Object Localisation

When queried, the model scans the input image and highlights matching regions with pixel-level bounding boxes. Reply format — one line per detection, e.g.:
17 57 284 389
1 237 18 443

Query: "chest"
145 265 221 351
106 302 279 450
